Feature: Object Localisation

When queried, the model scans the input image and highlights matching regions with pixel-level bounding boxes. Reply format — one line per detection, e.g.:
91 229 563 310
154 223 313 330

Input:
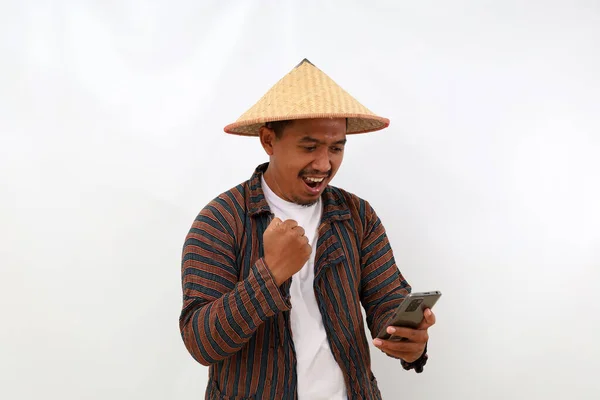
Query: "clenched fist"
263 217 311 286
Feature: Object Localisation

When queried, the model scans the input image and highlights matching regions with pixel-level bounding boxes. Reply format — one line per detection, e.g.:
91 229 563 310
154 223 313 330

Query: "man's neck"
263 166 292 203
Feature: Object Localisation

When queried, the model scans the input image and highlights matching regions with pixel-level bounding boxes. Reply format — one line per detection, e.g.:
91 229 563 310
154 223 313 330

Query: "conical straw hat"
224 59 390 136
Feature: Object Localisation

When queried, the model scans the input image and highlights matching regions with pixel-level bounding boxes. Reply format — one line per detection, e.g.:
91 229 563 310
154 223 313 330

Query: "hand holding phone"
376 291 441 341
373 291 440 364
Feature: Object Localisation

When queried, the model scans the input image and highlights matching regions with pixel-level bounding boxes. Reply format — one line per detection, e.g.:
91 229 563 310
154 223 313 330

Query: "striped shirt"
179 163 428 399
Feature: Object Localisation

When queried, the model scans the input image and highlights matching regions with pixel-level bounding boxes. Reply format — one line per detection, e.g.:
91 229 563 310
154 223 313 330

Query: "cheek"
287 155 311 174
330 153 344 170
283 161 304 182
278 153 299 171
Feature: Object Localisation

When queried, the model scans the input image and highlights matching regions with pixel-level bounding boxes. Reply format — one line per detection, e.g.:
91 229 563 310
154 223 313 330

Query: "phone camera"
406 299 423 312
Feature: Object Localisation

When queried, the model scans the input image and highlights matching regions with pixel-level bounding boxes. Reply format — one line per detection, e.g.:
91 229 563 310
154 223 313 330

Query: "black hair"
265 120 294 138
265 118 349 138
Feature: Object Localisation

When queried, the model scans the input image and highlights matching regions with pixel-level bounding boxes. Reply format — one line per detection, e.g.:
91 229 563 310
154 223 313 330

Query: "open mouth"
301 176 327 194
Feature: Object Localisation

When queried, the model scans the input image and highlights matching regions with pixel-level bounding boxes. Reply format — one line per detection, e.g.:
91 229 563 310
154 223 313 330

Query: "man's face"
259 118 347 206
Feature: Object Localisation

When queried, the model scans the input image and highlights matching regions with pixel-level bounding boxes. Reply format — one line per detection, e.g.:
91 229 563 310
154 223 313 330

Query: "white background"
1 1 599 399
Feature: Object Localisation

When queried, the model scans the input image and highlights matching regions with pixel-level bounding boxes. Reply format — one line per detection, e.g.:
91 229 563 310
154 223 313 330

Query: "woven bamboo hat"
224 59 390 136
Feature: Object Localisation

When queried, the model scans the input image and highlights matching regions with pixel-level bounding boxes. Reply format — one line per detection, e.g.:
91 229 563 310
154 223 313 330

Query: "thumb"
268 216 282 228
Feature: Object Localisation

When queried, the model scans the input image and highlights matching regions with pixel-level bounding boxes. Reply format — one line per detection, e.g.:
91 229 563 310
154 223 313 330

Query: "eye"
303 146 317 152
331 147 344 153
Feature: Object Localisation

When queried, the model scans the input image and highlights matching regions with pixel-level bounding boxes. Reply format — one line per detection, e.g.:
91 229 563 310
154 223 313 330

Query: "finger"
292 225 305 237
373 338 424 354
386 326 428 343
417 308 436 330
281 219 298 229
375 342 421 361
268 217 282 227
303 243 312 256
373 338 426 362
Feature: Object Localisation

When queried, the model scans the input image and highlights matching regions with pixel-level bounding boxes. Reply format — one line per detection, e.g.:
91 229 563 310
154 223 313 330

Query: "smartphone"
376 291 441 341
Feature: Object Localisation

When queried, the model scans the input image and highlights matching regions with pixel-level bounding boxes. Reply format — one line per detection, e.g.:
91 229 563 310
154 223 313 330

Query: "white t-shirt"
262 176 347 400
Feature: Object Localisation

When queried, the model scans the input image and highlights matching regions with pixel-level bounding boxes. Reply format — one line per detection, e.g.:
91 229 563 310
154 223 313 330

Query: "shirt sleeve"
401 344 429 373
179 203 290 366
359 200 429 373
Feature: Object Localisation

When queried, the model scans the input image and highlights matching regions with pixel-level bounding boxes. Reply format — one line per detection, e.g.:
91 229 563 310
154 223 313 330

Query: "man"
179 59 436 399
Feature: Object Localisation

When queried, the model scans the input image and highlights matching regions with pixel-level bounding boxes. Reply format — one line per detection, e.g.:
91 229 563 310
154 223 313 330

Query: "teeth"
304 177 324 183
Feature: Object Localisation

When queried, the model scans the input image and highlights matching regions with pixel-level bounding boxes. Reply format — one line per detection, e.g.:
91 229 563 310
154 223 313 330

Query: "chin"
293 195 320 207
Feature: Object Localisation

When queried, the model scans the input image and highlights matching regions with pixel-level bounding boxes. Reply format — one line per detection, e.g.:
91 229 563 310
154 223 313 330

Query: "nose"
312 148 331 172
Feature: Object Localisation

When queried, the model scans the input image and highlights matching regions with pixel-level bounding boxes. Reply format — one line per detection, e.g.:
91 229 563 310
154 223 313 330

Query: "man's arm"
179 204 290 366
359 200 430 372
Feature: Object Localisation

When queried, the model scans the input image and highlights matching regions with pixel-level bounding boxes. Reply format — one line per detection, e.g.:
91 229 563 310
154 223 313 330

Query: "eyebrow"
298 136 347 145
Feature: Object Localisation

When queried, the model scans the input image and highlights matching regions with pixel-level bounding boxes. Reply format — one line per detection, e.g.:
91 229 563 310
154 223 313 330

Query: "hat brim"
224 113 390 136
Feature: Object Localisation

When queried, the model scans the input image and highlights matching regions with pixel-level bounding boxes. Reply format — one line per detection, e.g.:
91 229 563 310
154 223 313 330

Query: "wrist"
263 257 284 286
401 344 428 373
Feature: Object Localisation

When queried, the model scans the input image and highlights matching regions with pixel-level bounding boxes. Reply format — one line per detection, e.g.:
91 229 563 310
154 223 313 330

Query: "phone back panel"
377 291 441 340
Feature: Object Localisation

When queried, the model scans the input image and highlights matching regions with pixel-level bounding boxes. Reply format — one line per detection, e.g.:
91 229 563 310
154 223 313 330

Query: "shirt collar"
247 162 351 222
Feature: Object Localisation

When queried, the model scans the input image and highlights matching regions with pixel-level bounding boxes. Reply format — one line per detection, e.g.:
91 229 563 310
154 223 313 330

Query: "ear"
259 125 276 156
